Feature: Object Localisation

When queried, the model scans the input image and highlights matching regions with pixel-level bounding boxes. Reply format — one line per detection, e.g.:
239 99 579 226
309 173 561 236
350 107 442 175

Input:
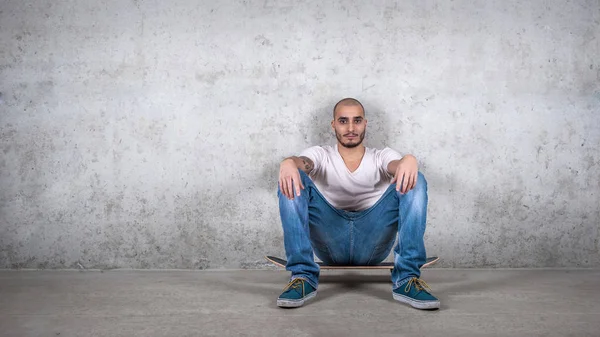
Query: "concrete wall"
1 0 598 269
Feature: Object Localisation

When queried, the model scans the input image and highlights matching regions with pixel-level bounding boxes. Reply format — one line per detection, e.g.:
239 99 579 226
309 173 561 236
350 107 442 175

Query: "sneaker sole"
393 292 440 310
277 291 317 308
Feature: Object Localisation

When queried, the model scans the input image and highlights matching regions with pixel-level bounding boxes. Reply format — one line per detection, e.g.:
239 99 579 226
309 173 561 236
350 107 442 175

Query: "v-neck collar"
335 144 365 175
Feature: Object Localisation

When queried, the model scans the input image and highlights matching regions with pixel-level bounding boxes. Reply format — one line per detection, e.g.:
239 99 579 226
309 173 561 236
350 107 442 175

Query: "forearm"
282 156 314 174
387 155 416 175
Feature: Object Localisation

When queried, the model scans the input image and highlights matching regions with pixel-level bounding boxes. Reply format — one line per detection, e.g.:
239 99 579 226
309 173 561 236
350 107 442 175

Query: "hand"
391 155 418 194
279 158 304 199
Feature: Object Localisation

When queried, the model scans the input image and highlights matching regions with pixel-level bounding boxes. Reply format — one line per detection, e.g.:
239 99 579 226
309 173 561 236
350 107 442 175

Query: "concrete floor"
1 268 599 337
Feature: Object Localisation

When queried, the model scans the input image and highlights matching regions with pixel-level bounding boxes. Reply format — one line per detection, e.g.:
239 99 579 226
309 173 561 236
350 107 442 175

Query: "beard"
336 130 365 148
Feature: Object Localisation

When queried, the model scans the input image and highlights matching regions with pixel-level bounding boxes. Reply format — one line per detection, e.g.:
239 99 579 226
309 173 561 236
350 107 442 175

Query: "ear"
331 119 335 130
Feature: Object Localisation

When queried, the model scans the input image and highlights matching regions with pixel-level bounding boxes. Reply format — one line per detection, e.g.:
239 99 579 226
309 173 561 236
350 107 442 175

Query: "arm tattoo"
303 160 310 170
299 156 314 173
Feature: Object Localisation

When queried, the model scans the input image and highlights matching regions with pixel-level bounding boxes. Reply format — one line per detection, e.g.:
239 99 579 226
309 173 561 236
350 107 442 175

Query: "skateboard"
265 255 439 270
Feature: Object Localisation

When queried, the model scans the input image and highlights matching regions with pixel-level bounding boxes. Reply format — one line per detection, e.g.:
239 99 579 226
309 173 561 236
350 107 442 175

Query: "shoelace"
404 277 432 293
282 279 305 296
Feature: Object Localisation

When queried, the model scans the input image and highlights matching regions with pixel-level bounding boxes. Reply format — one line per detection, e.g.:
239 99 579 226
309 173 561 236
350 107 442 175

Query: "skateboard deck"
265 255 439 270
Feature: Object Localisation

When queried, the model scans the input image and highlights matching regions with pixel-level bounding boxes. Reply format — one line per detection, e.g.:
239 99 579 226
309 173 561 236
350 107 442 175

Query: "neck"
337 142 365 160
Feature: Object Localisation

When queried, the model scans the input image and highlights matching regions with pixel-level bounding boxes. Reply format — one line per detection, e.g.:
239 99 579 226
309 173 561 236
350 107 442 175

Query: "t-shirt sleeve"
377 147 403 173
299 146 326 174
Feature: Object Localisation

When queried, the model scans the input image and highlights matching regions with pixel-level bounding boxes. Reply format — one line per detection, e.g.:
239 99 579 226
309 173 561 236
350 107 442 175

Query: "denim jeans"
278 170 428 290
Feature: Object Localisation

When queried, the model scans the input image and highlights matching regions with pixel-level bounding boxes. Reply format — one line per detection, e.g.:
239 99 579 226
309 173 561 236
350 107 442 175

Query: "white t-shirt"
299 145 402 211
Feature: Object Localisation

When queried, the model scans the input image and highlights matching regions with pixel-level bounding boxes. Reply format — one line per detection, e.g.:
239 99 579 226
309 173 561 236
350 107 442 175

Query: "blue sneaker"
393 277 440 310
277 278 317 308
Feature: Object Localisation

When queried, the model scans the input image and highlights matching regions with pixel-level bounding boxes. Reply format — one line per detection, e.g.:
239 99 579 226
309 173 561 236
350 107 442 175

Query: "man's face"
331 104 367 148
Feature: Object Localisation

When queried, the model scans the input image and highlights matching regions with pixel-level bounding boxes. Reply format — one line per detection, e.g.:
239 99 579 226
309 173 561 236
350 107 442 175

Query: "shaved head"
333 98 364 118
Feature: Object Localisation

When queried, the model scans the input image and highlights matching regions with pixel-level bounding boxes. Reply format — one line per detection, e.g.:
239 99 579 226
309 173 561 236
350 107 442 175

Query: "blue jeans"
278 170 428 290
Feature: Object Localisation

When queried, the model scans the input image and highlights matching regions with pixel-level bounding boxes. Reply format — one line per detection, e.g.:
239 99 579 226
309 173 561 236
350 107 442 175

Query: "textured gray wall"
1 0 599 269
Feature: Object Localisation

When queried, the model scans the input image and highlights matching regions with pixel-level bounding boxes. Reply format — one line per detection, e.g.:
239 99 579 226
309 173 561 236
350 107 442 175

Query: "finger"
288 177 295 199
295 172 305 191
408 172 416 191
294 177 302 197
281 178 289 199
396 172 404 192
411 172 418 190
285 177 293 199
402 171 409 194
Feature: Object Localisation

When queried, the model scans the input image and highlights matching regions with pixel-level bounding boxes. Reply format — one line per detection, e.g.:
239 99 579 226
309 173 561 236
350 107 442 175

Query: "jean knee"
410 172 428 204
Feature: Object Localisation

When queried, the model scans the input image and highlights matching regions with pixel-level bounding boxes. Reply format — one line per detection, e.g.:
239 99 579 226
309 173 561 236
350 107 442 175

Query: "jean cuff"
290 275 318 290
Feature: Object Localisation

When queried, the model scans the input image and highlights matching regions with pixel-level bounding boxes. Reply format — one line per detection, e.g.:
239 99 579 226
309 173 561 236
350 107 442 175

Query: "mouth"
345 134 358 139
